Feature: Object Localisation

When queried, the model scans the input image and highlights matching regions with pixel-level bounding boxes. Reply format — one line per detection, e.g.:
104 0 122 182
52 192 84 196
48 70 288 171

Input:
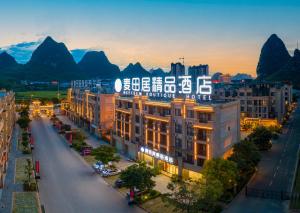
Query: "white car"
101 169 121 177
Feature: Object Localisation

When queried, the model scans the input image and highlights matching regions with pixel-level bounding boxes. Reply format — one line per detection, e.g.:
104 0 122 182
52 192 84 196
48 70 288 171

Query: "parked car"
101 168 121 177
92 161 105 173
114 179 125 188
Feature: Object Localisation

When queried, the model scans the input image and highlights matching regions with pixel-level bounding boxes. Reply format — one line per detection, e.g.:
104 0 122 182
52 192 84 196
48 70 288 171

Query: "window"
185 154 194 164
175 123 182 134
135 126 140 134
197 158 205 167
198 113 211 123
135 103 139 110
175 108 181 116
197 129 207 141
160 147 167 154
125 124 129 132
163 109 171 116
187 140 193 151
148 120 153 128
186 125 194 136
127 102 132 109
197 144 206 156
239 92 244 96
147 130 152 141
161 135 167 145
135 115 139 123
125 134 129 141
187 110 194 118
135 137 140 143
175 137 182 147
161 123 167 132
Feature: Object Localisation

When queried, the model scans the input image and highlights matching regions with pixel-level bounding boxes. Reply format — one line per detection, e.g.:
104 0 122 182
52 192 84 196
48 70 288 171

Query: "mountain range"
1 34 299 90
257 34 300 88
0 36 163 89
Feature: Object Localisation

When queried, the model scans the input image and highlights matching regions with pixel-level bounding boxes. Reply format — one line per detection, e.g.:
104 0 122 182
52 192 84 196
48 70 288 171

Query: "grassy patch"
83 155 97 165
141 196 179 213
13 192 40 213
15 157 32 184
15 90 66 101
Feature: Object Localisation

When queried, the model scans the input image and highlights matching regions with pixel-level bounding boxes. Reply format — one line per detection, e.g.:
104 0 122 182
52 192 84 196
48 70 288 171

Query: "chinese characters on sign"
114 75 212 101
140 147 174 164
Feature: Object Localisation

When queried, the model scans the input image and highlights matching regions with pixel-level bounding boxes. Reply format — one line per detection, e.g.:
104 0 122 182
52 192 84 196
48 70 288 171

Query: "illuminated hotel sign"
140 146 174 164
114 75 212 101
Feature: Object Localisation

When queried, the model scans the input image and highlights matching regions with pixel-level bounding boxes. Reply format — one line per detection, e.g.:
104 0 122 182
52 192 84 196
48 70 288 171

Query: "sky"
0 0 300 76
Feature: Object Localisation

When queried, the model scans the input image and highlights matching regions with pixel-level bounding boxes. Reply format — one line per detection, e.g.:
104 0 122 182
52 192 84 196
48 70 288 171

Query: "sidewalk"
0 127 28 212
56 114 135 169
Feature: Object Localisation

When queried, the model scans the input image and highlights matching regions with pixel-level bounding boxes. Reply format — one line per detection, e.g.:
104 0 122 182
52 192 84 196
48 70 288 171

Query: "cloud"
0 40 92 64
0 40 42 64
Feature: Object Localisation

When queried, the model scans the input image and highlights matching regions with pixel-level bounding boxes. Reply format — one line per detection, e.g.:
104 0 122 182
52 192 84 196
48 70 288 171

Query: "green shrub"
72 140 87 152
135 190 161 204
23 182 37 191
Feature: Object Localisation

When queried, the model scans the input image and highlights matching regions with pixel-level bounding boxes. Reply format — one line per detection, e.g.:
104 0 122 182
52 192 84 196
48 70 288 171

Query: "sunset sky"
1 0 300 76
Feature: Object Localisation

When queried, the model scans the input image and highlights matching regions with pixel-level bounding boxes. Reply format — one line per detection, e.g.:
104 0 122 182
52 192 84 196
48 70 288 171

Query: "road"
31 117 144 213
224 103 300 213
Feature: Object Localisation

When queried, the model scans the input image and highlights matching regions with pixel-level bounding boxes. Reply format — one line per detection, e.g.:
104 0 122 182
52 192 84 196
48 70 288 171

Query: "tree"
248 126 272 150
229 140 260 184
163 175 223 213
91 145 120 165
202 158 238 191
164 175 201 213
120 162 156 192
19 107 29 118
17 116 31 129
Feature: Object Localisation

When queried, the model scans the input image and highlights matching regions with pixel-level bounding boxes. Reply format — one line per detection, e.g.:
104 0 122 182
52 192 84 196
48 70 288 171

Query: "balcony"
144 113 170 123
193 121 213 130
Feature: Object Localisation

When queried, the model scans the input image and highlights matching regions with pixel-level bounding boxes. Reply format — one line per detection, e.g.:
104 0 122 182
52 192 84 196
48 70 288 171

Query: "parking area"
56 114 171 194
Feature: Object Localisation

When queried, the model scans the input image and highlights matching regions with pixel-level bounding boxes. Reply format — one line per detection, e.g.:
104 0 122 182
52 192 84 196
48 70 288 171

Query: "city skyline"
1 0 300 76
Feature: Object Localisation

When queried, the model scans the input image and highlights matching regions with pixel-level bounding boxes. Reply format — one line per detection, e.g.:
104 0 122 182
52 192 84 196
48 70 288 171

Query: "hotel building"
0 90 15 188
112 96 240 179
213 81 292 124
65 80 115 138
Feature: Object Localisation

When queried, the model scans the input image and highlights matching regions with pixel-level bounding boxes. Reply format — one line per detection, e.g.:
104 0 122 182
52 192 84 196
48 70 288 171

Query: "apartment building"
213 81 292 123
0 91 15 188
112 96 240 179
66 84 115 138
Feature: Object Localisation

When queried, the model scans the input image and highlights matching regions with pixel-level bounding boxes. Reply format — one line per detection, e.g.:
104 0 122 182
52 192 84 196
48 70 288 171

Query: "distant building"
112 95 240 179
0 90 15 188
171 62 185 77
220 74 232 84
213 81 292 124
188 65 209 89
65 80 115 138
188 65 209 77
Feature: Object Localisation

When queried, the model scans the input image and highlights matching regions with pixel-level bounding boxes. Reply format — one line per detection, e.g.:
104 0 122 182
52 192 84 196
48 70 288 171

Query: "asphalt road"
224 103 300 213
31 117 144 213
248 104 300 192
